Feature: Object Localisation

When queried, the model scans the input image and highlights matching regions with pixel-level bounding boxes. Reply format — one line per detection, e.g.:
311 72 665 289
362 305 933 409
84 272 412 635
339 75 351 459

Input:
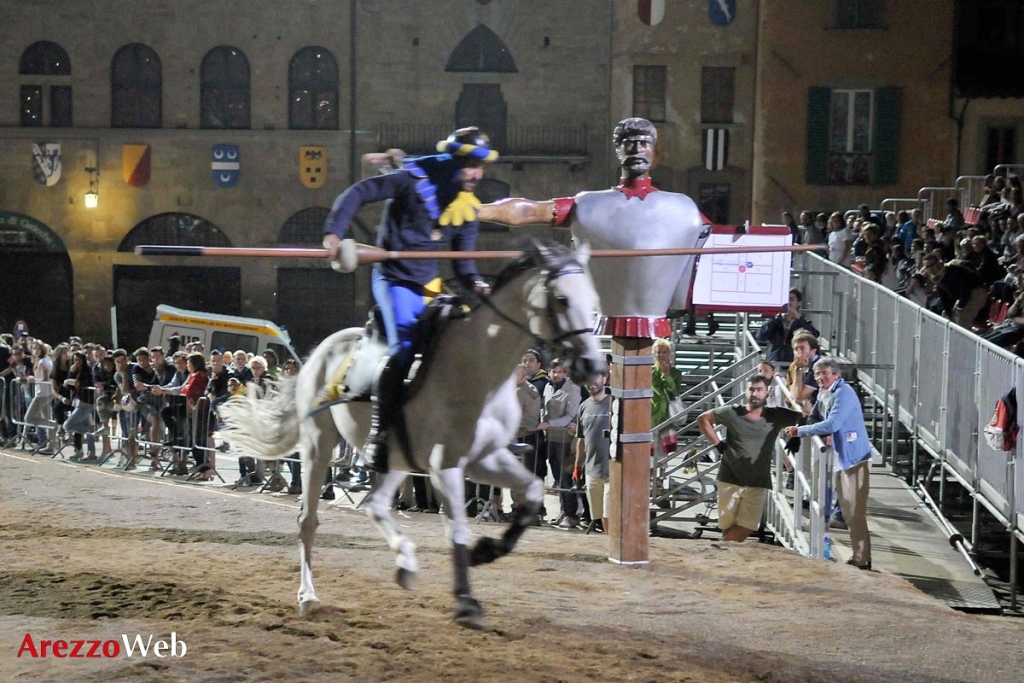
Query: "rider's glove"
439 191 481 227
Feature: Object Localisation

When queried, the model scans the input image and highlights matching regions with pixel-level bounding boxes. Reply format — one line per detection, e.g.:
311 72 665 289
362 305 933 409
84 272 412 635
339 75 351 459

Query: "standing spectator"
858 204 884 231
852 224 886 282
541 358 581 528
23 340 54 454
92 354 117 459
788 330 821 415
63 350 97 461
755 288 820 364
130 348 162 458
883 211 899 241
261 348 281 381
785 358 874 570
826 211 854 267
180 352 211 477
574 369 612 534
799 211 825 245
697 375 803 542
782 211 801 245
757 360 786 408
231 349 253 385
521 349 551 485
896 208 923 254
149 346 175 385
651 337 685 455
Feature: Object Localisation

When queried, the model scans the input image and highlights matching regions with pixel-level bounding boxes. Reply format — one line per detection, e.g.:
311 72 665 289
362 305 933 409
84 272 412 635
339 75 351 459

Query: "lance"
134 243 825 262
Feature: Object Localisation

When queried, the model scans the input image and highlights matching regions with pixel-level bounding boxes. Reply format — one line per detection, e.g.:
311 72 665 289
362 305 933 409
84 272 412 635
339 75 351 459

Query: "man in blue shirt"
320 127 497 472
785 357 873 570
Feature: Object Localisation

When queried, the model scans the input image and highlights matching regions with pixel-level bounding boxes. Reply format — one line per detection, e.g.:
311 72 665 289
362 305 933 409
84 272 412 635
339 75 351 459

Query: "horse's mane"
489 239 574 294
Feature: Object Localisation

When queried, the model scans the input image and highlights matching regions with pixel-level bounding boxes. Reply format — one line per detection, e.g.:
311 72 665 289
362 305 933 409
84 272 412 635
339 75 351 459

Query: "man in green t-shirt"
696 375 803 542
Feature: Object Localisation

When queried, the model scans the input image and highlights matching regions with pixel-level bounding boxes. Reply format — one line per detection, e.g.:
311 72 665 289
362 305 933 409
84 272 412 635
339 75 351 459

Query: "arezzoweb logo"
17 632 187 659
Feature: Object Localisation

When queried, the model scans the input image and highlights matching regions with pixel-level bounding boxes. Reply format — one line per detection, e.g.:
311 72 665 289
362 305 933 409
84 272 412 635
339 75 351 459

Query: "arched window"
117 213 231 252
111 43 162 128
278 207 330 246
19 41 71 75
288 47 338 130
201 46 250 129
19 41 72 127
445 25 517 73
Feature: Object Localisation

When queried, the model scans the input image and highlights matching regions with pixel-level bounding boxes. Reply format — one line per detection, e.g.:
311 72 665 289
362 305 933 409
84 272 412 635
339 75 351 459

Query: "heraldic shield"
212 144 240 188
123 144 151 188
32 143 61 186
300 146 327 188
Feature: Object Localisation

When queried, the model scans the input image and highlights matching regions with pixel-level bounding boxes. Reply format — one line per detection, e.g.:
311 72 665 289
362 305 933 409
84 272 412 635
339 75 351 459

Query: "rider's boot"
362 354 405 474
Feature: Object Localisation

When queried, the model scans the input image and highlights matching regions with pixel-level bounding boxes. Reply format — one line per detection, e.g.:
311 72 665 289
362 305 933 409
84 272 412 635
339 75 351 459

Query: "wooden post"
606 334 656 565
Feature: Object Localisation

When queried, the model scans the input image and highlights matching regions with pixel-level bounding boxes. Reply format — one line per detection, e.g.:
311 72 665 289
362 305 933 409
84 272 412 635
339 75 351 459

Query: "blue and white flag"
709 0 735 26
32 142 61 186
212 144 240 188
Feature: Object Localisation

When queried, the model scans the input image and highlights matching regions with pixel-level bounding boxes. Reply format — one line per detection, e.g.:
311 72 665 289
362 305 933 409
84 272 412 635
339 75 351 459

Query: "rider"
320 127 497 473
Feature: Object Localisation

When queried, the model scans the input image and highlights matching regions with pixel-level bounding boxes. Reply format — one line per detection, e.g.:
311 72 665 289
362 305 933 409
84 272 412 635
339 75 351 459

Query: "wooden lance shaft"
134 243 825 262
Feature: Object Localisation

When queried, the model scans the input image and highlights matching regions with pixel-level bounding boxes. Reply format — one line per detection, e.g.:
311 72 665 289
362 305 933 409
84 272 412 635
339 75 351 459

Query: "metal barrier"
917 186 962 222
793 251 1024 550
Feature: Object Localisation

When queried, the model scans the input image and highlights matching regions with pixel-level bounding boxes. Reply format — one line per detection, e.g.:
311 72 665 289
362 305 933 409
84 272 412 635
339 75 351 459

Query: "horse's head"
523 240 606 383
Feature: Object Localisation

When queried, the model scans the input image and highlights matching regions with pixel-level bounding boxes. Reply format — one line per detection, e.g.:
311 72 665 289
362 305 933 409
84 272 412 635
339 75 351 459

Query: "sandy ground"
1 449 1023 683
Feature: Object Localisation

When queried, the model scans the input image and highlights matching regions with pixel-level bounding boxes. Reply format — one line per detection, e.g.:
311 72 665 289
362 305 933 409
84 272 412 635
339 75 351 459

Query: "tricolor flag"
638 0 665 26
702 128 729 171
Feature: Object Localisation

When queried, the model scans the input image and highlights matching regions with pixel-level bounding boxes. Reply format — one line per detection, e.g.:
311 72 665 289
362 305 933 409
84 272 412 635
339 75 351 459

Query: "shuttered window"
805 86 899 186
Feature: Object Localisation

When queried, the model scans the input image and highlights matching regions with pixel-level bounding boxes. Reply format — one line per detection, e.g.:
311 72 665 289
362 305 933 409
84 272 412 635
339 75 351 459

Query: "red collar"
615 177 658 199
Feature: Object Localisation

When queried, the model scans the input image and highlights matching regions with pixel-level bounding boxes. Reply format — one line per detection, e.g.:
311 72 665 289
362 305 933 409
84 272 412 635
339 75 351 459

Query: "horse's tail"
218 377 300 460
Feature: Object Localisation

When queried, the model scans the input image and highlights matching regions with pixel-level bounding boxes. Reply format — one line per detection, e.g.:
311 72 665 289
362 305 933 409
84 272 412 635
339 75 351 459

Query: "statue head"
613 117 657 180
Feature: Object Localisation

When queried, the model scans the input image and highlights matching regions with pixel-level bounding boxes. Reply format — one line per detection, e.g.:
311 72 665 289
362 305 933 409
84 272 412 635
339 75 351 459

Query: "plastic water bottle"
823 536 836 562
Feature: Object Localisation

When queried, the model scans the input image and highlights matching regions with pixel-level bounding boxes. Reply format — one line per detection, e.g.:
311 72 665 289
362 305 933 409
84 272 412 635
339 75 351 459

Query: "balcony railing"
378 123 588 160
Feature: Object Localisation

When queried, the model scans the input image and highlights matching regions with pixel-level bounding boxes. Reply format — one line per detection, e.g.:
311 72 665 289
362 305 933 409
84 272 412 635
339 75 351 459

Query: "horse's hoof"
469 536 503 567
298 597 321 618
454 595 485 630
395 567 417 591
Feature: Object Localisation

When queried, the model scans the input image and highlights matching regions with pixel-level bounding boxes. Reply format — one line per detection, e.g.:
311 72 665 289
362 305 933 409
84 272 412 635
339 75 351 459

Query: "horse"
219 240 605 628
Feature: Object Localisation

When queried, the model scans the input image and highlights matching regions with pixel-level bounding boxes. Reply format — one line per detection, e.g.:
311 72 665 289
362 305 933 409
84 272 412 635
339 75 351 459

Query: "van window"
211 331 259 354
267 342 299 363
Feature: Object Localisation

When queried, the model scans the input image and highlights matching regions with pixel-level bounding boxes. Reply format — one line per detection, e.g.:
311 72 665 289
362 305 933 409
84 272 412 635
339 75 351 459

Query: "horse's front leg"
465 447 544 566
297 428 334 617
365 468 418 589
431 462 485 630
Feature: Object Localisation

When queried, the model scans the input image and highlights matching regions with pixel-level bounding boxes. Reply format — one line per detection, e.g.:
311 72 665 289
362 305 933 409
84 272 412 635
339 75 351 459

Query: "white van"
147 304 301 362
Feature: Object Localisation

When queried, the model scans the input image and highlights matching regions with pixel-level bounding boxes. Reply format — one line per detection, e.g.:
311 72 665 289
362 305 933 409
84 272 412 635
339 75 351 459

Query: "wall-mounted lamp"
84 166 100 209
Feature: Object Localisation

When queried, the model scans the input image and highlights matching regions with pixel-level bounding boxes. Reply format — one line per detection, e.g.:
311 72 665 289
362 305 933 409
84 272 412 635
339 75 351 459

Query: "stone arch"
117 212 232 252
445 25 517 73
277 207 330 246
0 212 73 342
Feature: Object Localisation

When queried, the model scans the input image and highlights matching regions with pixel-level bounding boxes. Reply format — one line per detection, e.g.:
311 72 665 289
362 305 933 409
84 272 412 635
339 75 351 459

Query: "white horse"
220 241 605 628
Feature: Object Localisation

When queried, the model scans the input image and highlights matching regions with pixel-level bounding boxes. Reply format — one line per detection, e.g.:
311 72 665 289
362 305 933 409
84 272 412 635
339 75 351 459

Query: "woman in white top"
23 340 55 452
826 211 854 267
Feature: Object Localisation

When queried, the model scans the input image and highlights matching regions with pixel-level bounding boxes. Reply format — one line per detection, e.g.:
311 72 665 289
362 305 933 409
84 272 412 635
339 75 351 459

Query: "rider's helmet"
435 127 499 163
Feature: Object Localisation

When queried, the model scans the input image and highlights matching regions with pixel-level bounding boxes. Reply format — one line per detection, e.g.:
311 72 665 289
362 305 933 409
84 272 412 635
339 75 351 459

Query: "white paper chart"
691 228 792 310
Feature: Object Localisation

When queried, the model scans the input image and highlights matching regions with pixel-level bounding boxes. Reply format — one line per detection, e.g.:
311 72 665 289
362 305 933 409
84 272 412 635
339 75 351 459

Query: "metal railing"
794 251 1024 594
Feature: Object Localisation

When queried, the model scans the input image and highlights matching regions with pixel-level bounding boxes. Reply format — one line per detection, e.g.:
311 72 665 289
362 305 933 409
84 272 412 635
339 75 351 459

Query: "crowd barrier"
794 251 1024 584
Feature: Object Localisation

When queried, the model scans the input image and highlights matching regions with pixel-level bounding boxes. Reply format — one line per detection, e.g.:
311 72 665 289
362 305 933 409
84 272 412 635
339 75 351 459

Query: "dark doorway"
456 84 507 152
698 182 732 225
276 268 357 356
0 253 73 344
113 265 241 350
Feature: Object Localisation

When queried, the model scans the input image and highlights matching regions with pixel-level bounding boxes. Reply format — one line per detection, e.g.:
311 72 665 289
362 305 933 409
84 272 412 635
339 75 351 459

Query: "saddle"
323 295 469 407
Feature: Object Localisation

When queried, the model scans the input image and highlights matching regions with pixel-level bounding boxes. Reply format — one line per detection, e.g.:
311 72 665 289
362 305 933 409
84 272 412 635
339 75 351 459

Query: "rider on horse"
320 127 497 473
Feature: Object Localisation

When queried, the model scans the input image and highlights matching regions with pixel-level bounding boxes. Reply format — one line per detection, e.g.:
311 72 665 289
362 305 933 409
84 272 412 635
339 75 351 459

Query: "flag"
31 143 61 186
638 0 665 26
212 144 240 188
709 0 736 26
702 128 729 171
123 144 151 188
300 146 327 188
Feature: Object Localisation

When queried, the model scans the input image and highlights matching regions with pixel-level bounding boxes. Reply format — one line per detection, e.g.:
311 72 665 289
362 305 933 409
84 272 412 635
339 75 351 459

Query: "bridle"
476 255 593 356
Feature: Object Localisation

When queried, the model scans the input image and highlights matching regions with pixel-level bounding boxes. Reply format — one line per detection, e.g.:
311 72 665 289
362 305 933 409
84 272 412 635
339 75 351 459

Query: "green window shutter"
874 87 900 186
806 87 831 185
